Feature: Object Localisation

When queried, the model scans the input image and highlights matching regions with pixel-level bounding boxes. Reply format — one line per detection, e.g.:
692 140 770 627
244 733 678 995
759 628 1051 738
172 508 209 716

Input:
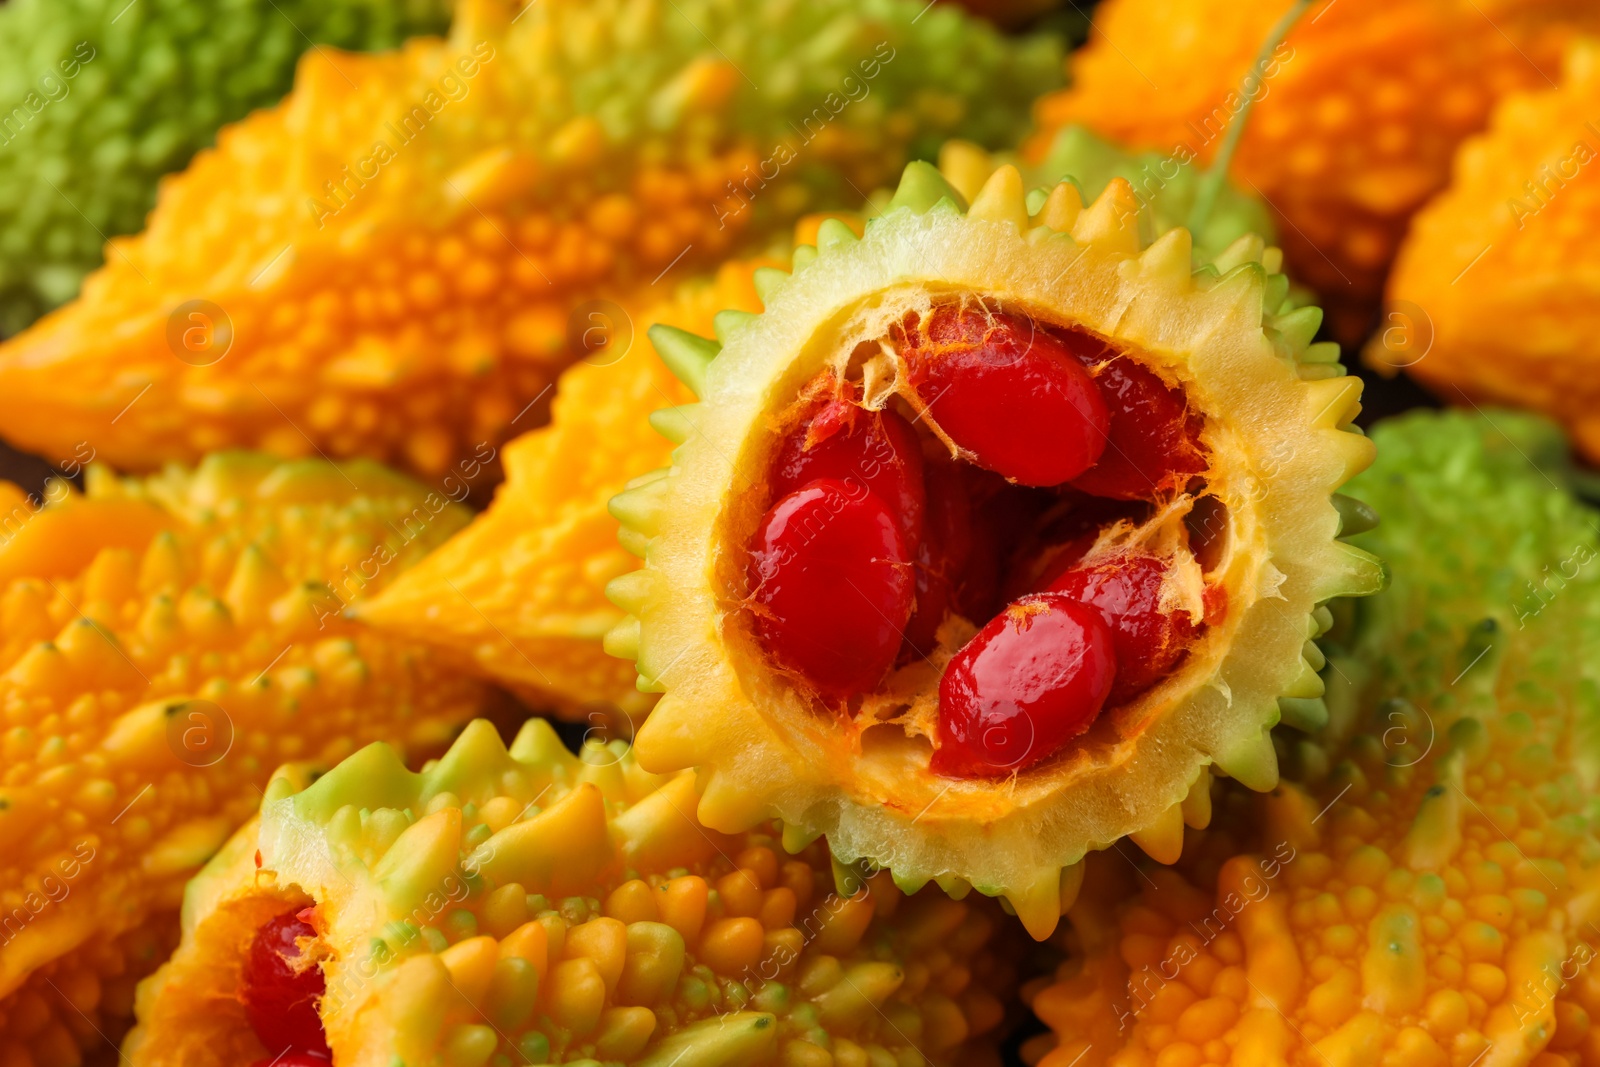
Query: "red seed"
896 305 1109 487
748 478 914 701
1069 348 1208 501
241 910 330 1059
932 594 1116 777
771 397 925 549
250 1056 330 1067
1048 554 1200 704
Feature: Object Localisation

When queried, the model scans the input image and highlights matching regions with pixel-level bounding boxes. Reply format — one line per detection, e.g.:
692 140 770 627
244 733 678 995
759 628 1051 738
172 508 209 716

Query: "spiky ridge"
0 0 1061 481
0 0 454 336
355 237 794 720
1373 41 1600 462
0 453 491 1065
1026 410 1600 1067
127 719 1018 1067
938 134 1276 267
1028 0 1598 340
607 160 1382 940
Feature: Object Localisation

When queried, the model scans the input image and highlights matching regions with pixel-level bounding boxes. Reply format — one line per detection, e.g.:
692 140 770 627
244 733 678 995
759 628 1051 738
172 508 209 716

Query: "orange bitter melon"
0 0 1062 481
0 453 493 1066
1370 40 1600 464
1029 0 1598 340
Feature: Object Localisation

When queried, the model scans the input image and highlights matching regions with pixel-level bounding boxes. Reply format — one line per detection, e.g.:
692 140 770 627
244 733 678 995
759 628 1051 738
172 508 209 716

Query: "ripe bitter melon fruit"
603 158 1383 940
0 0 455 336
1029 0 1600 340
0 0 1062 480
1370 40 1600 464
1026 408 1600 1067
0 452 492 1065
126 718 1019 1067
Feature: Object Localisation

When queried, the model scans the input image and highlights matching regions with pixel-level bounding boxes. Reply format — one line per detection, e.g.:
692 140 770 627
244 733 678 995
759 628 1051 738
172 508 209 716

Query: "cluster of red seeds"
744 302 1217 777
241 909 331 1066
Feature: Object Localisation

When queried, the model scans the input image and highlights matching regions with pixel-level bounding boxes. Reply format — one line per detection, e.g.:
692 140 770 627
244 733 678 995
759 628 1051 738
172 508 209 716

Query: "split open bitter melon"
0 453 492 1065
604 158 1384 940
1370 41 1600 463
1029 0 1598 340
126 718 1019 1067
0 0 455 337
1026 408 1600 1067
0 0 1061 481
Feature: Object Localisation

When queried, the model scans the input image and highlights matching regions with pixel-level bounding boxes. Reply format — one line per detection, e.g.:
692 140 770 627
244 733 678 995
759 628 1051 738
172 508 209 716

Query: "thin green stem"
1187 0 1317 235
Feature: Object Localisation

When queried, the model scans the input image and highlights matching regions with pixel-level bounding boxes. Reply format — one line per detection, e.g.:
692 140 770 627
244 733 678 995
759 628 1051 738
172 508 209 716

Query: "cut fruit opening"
725 293 1238 780
242 906 332 1064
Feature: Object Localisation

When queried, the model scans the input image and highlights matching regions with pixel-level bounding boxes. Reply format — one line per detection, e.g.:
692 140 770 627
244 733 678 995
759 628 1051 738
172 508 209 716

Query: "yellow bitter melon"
0 452 492 1065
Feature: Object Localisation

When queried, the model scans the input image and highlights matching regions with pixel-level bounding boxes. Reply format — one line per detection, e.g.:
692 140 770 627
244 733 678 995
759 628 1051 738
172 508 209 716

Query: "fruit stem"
1187 0 1318 236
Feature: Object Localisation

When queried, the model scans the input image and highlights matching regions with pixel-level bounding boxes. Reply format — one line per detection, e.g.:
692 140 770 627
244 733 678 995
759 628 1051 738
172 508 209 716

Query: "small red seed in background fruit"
242 910 330 1059
771 398 926 550
1069 349 1208 501
933 594 1116 777
1048 554 1200 705
748 478 914 701
896 305 1109 487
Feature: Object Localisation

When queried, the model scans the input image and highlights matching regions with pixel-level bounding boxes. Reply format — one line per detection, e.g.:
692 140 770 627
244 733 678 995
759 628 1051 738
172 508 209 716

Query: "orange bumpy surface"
0 0 1057 481
0 455 492 1066
354 219 838 717
1029 0 1595 340
1374 42 1600 462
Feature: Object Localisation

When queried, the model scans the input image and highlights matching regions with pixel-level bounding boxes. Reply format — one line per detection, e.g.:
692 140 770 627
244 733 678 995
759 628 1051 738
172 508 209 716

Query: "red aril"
932 594 1116 777
1048 554 1200 704
748 478 914 700
241 910 330 1059
1069 349 1208 501
895 305 1109 487
771 396 926 549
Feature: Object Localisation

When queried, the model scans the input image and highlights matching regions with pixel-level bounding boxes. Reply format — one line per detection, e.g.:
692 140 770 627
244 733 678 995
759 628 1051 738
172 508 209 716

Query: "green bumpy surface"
1314 408 1600 778
1031 124 1278 263
0 0 453 335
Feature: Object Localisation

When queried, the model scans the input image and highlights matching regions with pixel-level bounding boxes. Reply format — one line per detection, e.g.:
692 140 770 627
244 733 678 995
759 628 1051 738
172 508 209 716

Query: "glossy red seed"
771 398 926 549
242 911 329 1059
896 305 1109 487
1069 348 1208 501
748 478 914 701
1048 554 1200 704
932 594 1116 777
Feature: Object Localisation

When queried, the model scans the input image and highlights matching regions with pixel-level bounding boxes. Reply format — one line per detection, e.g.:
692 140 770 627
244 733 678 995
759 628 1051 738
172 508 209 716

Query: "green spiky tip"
1034 125 1276 262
